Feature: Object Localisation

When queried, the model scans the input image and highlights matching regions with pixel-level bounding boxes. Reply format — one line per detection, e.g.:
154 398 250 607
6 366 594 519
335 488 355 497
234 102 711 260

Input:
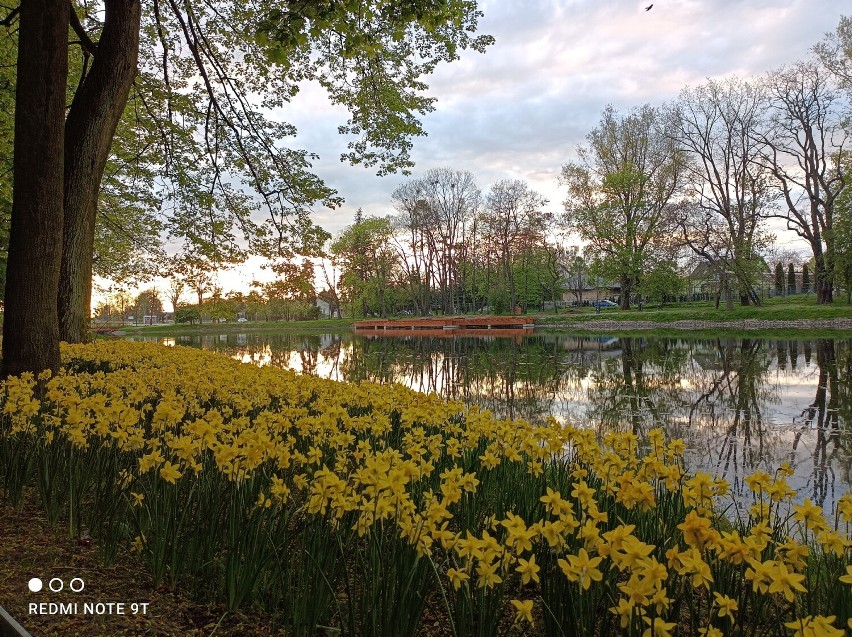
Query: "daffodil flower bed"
2 341 852 637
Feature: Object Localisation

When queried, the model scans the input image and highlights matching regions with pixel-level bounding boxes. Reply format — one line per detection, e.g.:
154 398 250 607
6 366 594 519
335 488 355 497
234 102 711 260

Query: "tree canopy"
0 0 493 374
560 105 686 309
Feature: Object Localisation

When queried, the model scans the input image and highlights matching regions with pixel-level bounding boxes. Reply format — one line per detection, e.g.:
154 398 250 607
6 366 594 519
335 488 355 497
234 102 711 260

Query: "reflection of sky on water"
127 332 852 511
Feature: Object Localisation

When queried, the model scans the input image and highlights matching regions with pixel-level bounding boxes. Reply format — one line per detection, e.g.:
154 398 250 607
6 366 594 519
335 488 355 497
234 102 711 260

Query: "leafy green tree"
834 180 852 303
802 263 811 293
510 244 561 312
134 288 163 324
1 0 493 374
0 7 165 305
639 260 684 308
788 263 797 295
481 180 549 313
243 288 268 322
206 291 235 323
816 15 852 88
173 253 215 308
332 215 398 318
108 288 133 321
561 105 686 310
174 307 200 325
267 260 318 304
564 252 589 306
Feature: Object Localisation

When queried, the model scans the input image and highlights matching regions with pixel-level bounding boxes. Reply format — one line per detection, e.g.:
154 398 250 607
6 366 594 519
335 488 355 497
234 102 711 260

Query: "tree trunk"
1 1 69 377
619 275 631 310
814 255 834 304
58 0 142 343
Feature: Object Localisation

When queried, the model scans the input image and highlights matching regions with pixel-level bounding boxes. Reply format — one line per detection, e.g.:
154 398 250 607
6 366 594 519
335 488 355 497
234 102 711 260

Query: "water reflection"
126 331 852 504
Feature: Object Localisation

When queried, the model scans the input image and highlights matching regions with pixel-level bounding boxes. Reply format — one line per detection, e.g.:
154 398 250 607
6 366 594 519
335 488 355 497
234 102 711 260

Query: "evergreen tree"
802 263 810 293
787 263 797 294
774 262 784 295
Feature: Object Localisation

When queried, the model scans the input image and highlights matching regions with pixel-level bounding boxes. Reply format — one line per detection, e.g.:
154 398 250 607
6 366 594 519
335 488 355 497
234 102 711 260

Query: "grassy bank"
110 299 852 339
2 341 852 636
536 325 852 339
534 297 852 325
118 317 353 336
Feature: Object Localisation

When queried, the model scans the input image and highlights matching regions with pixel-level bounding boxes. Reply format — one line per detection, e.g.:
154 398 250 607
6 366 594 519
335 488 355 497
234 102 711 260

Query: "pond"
126 330 852 508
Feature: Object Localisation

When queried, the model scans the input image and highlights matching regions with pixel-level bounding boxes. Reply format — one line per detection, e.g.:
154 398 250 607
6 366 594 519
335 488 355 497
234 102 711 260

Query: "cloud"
276 0 844 242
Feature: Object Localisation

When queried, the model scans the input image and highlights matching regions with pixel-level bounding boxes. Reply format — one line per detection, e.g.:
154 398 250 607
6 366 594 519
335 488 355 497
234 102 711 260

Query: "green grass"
536 326 852 339
534 296 852 325
113 298 852 338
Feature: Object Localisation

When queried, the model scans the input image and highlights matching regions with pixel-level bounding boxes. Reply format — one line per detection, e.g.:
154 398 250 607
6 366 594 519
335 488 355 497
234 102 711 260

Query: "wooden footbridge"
91 321 126 335
353 316 535 336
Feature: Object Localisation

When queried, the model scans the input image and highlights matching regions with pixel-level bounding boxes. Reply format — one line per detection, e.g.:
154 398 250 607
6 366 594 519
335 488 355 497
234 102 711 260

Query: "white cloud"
273 0 845 244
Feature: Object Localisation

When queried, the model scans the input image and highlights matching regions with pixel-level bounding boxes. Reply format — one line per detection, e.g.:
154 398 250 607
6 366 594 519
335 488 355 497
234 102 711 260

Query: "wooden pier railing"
353 316 535 332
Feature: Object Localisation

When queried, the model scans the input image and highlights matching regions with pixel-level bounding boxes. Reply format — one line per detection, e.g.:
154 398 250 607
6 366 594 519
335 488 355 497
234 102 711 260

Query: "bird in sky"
645 4 653 10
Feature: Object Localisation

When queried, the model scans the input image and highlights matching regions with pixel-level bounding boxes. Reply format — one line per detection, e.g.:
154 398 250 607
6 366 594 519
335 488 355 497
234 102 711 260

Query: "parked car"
591 299 618 308
237 317 248 323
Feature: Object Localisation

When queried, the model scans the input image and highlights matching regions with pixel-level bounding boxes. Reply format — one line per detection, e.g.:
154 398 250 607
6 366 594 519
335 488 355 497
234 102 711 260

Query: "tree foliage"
0 0 493 373
331 215 397 317
835 178 852 303
129 0 492 263
561 105 686 309
639 259 684 307
481 180 550 311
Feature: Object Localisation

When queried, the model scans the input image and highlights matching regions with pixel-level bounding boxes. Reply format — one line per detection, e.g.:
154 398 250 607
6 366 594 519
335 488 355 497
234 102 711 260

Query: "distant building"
687 260 773 300
687 263 722 298
315 298 332 317
558 264 621 305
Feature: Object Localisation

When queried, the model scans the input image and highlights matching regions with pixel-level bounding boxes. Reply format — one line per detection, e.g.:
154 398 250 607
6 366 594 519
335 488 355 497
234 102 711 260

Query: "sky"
291 0 847 227
105 0 850 308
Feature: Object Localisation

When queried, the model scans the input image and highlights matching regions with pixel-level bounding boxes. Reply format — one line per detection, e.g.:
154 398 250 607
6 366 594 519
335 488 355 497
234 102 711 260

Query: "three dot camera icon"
28 575 150 615
28 577 85 593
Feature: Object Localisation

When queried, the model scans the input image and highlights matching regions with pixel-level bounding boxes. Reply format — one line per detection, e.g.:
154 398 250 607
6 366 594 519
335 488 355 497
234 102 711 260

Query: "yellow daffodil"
610 597 635 629
642 616 676 637
784 615 845 637
446 567 469 590
712 592 737 623
475 560 502 589
159 460 182 484
558 548 604 590
510 599 534 626
792 498 825 529
515 554 540 585
767 561 807 602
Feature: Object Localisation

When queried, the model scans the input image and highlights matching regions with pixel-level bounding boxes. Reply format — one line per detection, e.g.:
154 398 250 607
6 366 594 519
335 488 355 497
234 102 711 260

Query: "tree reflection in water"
130 332 852 506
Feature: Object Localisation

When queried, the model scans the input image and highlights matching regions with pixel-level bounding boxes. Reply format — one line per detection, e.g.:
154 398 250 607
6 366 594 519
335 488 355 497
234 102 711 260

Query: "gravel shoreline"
542 318 852 331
